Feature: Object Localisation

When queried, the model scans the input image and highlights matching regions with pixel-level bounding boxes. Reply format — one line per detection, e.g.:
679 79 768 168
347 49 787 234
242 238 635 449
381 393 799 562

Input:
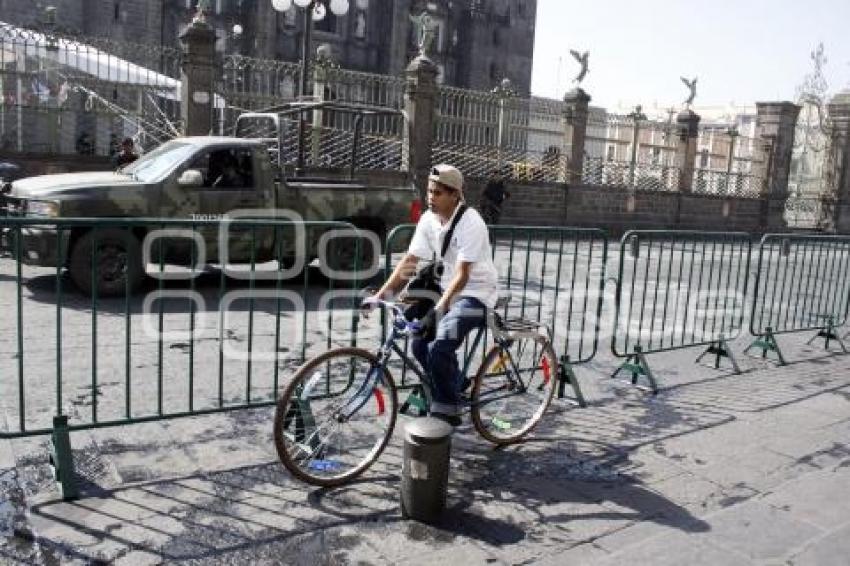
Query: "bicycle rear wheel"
274 347 398 486
470 334 557 444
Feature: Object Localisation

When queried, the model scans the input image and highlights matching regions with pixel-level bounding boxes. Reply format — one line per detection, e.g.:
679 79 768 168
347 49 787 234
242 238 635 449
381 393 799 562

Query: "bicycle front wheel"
274 347 398 486
470 334 558 445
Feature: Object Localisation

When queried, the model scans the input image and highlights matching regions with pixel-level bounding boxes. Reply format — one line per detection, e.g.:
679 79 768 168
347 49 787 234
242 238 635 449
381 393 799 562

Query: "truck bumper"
0 226 66 267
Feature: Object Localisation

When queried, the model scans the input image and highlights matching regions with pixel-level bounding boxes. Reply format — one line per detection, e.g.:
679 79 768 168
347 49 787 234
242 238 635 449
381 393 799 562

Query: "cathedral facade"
0 0 537 94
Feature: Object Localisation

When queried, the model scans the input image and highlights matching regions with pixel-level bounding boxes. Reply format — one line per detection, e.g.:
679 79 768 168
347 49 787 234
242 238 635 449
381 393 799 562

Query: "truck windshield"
122 141 197 183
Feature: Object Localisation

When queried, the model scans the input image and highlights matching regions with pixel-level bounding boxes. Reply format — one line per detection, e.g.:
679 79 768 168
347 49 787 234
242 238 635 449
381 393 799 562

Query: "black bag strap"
440 203 468 258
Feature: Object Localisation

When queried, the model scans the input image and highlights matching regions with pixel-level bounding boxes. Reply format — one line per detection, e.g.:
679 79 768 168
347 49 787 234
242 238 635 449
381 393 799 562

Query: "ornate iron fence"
219 53 300 109
694 125 765 197
692 168 763 198
0 21 779 198
432 87 570 182
585 110 681 191
581 158 682 191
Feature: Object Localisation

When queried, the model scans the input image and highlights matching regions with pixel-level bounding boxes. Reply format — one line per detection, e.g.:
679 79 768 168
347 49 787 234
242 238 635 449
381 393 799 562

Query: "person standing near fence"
363 164 499 426
114 138 138 168
480 169 510 224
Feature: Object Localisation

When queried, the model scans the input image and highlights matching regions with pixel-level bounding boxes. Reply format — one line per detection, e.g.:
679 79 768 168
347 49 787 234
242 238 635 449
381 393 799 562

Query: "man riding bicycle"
364 164 498 426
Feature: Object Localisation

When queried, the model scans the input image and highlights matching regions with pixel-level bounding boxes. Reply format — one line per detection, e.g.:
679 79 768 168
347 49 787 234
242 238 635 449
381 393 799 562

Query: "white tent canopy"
0 21 179 92
0 21 224 107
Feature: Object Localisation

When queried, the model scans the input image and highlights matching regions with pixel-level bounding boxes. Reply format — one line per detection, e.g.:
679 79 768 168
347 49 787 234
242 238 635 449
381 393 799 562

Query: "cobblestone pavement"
2 324 849 565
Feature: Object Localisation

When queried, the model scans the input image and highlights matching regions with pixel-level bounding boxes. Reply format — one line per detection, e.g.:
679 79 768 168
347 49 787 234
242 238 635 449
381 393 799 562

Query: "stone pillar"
403 55 439 203
754 102 801 231
675 109 700 193
562 88 591 184
755 102 801 196
179 12 217 136
826 90 850 233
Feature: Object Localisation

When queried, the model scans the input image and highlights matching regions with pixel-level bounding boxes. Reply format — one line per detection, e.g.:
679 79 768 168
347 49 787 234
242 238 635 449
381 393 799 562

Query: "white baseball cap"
428 164 464 192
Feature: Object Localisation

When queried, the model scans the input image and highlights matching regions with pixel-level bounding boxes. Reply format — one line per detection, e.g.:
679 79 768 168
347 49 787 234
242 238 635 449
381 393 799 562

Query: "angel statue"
410 10 437 57
193 0 211 24
570 49 589 85
681 76 697 106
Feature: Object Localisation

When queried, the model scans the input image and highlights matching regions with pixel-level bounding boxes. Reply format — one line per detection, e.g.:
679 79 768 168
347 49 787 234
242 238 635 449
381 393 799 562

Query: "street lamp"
271 0 349 99
271 0 349 174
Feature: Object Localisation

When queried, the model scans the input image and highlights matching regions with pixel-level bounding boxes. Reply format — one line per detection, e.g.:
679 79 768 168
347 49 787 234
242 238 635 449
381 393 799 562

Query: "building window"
489 62 499 80
114 2 120 22
492 28 499 46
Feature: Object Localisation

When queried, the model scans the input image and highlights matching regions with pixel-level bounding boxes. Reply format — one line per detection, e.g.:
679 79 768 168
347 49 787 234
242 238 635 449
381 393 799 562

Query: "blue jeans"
411 297 486 415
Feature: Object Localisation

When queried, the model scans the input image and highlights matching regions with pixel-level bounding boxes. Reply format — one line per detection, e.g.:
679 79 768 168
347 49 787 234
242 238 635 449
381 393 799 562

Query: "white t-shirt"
407 204 499 309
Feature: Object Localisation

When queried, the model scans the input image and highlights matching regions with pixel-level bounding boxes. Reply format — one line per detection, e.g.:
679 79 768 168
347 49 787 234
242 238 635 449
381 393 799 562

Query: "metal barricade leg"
400 385 429 417
557 355 587 408
611 345 659 394
806 317 848 353
695 335 741 374
744 327 787 365
49 415 79 501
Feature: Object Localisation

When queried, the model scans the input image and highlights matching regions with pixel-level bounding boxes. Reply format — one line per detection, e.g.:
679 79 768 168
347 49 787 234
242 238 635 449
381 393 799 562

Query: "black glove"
412 308 438 341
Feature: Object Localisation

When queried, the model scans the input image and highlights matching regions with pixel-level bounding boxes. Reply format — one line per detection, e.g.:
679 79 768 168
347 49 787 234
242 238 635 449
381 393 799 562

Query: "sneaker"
430 412 462 427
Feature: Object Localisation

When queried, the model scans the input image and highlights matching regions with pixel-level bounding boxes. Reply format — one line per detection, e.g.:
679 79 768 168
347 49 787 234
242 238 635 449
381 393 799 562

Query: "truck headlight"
26 200 60 217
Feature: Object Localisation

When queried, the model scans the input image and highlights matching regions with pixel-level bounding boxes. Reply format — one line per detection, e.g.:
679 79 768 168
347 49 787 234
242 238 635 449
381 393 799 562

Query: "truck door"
187 147 266 264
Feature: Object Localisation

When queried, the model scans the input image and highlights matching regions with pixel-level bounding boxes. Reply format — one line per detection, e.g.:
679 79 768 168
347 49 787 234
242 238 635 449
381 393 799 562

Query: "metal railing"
219 54 301 108
319 66 405 109
4 219 850 497
612 231 753 388
784 195 833 230
581 158 682 191
0 217 373 439
749 234 850 338
383 224 607 391
692 168 763 198
696 127 763 176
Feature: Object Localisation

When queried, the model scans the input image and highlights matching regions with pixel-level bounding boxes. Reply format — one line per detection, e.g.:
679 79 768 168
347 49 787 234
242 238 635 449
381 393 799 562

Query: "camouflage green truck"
0 109 418 296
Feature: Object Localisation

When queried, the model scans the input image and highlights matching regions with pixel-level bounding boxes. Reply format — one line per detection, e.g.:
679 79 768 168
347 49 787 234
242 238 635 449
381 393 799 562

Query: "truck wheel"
69 228 144 297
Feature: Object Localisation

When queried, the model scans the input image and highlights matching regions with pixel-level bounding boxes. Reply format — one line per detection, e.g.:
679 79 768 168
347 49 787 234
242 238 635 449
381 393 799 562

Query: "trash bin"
400 417 452 523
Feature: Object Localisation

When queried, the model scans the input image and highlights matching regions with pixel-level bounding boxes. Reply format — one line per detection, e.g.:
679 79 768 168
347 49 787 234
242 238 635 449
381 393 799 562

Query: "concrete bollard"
400 417 452 523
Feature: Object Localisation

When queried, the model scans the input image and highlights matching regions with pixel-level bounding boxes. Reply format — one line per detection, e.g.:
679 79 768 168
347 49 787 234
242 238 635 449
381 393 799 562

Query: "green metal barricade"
746 234 850 364
0 216 374 498
612 230 753 391
384 224 608 406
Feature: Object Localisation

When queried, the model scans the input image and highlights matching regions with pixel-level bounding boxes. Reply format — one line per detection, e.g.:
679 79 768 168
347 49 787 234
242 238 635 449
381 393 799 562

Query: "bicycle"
273 293 559 486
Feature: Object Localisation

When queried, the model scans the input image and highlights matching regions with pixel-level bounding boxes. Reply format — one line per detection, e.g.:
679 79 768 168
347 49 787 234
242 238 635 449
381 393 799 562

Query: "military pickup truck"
0 102 418 296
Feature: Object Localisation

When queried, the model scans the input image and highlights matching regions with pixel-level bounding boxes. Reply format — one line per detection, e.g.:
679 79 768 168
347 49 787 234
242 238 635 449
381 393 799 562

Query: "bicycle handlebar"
361 298 425 334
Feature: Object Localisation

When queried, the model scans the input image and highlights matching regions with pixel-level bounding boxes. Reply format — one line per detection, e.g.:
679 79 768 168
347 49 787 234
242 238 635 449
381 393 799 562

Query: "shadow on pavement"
23 431 710 563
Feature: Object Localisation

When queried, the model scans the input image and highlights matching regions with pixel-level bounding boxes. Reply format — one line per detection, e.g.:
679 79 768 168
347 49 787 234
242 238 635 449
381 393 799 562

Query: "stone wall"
464 178 776 235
